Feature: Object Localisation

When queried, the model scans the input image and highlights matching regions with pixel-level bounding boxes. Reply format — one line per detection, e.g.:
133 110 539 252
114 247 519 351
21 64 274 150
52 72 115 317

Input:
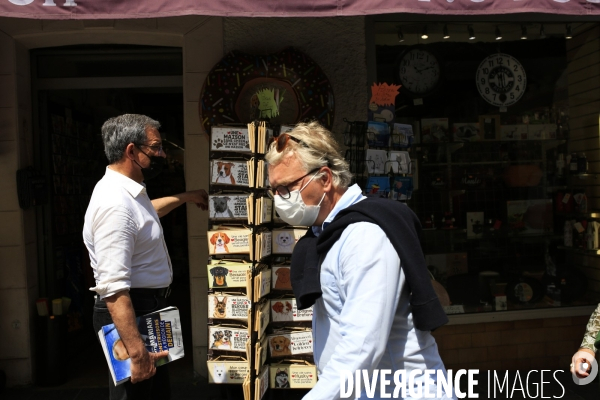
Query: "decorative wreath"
199 47 334 134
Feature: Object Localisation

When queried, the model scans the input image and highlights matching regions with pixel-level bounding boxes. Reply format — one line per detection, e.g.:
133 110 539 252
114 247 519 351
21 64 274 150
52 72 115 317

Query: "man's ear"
321 167 333 192
125 143 136 160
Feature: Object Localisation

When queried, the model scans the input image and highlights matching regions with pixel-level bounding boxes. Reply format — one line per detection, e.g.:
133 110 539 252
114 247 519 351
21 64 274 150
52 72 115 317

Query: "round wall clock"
396 46 441 97
476 53 526 107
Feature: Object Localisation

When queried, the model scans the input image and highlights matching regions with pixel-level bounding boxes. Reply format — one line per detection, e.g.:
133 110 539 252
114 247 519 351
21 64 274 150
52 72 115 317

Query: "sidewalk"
2 370 598 400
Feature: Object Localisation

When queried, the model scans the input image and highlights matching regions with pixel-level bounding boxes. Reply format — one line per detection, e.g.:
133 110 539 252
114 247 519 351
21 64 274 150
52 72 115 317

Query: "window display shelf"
556 212 600 219
557 246 600 256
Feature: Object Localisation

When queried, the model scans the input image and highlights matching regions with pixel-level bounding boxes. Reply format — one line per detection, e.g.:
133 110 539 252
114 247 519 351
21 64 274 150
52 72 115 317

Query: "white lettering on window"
64 0 77 6
8 0 35 5
43 0 56 6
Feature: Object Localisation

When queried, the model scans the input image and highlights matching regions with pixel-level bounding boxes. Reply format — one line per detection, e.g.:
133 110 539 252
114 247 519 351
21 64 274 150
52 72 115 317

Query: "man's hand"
185 189 208 211
152 189 209 217
130 349 169 384
571 348 595 378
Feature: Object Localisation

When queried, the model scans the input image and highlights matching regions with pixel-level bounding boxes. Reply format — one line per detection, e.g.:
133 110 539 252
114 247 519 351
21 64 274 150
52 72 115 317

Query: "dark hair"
101 114 160 164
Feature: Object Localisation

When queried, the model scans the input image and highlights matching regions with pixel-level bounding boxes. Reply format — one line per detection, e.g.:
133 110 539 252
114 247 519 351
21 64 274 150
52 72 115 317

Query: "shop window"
371 22 600 314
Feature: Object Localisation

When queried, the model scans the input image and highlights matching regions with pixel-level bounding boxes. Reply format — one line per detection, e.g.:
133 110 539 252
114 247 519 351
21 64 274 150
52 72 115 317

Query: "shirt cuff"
90 282 130 300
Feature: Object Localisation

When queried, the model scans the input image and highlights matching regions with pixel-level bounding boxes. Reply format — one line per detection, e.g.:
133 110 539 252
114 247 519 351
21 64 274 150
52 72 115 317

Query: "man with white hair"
266 121 455 400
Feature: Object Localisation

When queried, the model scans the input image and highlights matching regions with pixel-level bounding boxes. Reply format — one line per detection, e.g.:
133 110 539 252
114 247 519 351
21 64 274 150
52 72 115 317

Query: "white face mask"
274 172 326 226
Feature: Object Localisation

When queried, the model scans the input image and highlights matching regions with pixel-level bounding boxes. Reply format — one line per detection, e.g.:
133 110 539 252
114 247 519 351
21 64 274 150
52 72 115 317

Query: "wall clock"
476 53 526 108
396 46 441 97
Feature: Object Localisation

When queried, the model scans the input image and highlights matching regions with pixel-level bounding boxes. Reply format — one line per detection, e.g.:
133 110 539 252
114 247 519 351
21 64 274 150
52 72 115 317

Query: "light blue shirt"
304 184 455 400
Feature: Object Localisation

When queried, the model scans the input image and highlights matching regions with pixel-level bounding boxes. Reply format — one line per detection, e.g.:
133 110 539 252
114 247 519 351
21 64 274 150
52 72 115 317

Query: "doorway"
31 45 194 386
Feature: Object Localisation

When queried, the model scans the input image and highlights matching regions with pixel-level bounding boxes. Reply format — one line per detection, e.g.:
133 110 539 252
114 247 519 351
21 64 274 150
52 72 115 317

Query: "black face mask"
134 146 165 181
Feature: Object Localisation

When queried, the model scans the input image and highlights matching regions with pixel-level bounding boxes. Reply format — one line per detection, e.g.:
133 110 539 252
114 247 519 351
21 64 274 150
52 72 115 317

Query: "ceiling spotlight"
421 26 428 40
540 24 546 39
521 25 527 40
468 25 476 40
495 26 502 41
443 25 450 39
397 27 404 43
566 24 573 39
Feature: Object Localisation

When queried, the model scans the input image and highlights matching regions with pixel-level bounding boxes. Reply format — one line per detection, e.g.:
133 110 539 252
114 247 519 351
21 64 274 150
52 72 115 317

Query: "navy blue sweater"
290 197 448 332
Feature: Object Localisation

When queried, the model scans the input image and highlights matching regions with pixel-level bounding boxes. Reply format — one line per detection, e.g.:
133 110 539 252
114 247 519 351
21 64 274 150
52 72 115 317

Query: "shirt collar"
104 167 146 198
312 184 366 236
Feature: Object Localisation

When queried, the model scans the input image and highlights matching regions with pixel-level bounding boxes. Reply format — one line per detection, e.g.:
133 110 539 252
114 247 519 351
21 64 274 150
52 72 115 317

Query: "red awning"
2 0 600 19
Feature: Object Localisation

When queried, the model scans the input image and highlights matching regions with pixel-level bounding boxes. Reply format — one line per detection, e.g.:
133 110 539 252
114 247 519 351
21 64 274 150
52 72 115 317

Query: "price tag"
562 193 571 204
413 98 423 106
443 305 465 314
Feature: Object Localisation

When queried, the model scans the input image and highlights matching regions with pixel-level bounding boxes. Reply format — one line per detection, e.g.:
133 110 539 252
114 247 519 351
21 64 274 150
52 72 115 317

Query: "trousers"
93 293 171 400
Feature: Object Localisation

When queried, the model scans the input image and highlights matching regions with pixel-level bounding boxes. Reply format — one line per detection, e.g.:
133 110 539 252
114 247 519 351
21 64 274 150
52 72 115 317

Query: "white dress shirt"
83 167 172 299
305 184 455 400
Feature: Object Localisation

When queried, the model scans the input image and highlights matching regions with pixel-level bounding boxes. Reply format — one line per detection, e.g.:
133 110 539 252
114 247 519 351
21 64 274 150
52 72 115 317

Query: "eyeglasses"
136 143 164 154
267 167 321 200
269 133 306 153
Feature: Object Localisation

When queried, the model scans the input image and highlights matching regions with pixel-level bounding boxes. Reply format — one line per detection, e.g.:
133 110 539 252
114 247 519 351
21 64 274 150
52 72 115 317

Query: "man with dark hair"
84 114 208 399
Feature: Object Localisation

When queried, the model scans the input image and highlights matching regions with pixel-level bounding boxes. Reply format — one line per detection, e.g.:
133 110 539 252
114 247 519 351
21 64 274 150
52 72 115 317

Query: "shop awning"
2 0 600 19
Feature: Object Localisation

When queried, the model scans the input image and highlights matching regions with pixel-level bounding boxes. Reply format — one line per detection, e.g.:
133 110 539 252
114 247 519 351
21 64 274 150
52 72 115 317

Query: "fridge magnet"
209 194 250 220
270 298 313 322
207 227 251 255
270 361 318 389
207 356 249 384
267 329 313 358
209 325 249 352
208 293 251 321
207 260 252 289
272 265 292 290
210 160 249 186
211 127 250 152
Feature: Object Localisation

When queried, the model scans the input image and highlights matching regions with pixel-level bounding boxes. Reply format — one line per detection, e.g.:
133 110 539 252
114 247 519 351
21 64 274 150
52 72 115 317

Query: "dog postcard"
271 298 313 322
272 266 292 290
269 362 317 389
207 357 249 384
267 330 313 358
209 194 249 220
272 228 305 254
211 160 249 186
207 228 251 255
211 127 251 152
207 261 251 289
209 325 249 352
253 266 272 302
208 293 251 321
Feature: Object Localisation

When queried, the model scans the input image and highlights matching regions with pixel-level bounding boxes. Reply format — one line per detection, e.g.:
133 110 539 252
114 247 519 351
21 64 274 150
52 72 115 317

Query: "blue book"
98 306 184 386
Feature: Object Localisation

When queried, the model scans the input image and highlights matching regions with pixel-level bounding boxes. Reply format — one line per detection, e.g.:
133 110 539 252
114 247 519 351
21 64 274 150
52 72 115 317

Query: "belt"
129 287 171 298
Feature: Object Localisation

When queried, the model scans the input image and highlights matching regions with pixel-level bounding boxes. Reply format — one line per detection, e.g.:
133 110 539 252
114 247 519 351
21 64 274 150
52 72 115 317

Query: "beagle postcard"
267 330 313 358
207 227 251 255
271 228 306 254
207 260 252 289
211 127 250 153
270 298 313 322
209 325 249 352
210 160 249 186
208 293 251 321
209 194 250 220
269 362 317 389
207 356 249 384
